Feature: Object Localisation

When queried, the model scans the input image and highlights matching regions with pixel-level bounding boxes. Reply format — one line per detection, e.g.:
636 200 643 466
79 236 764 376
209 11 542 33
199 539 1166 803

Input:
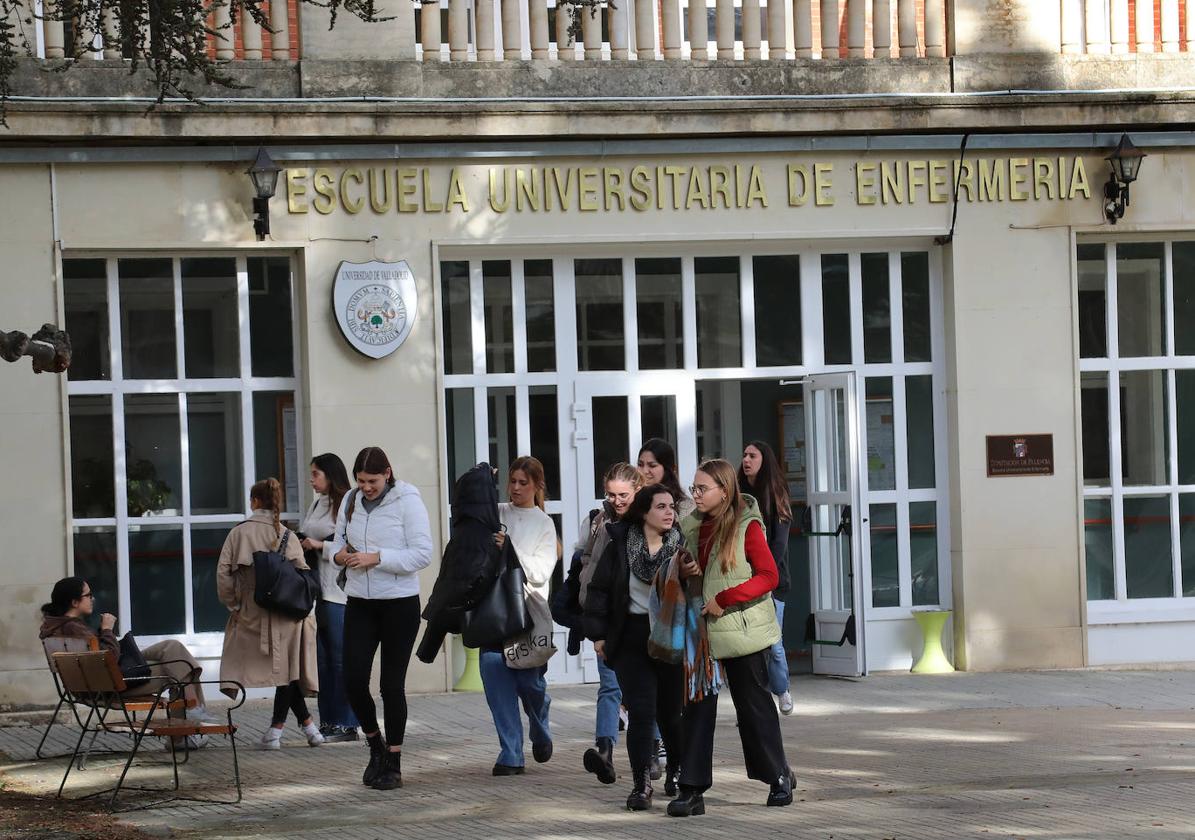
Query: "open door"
804 373 866 677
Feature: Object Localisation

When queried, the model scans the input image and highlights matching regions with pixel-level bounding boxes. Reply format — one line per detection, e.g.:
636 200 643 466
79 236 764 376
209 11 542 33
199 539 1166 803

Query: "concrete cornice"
3 90 1195 143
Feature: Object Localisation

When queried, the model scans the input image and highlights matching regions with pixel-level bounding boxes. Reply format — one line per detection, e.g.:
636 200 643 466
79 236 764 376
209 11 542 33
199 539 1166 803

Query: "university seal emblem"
332 260 418 359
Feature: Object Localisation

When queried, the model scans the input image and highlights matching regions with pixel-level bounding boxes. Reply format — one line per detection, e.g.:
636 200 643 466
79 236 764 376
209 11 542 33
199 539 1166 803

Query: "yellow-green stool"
454 643 484 692
911 609 955 674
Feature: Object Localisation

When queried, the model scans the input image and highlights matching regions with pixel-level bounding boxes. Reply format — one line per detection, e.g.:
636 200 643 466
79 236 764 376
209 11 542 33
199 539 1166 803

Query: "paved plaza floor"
4 669 1195 839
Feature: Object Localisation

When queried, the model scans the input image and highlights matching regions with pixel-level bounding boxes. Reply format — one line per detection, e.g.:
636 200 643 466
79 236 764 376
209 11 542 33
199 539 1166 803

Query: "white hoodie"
328 481 434 600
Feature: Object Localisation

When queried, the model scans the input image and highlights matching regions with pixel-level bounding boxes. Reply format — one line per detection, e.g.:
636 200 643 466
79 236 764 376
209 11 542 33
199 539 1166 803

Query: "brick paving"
4 670 1195 839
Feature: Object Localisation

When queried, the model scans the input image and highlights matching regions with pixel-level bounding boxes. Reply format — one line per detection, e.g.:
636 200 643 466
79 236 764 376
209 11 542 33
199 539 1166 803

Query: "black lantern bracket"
246 147 282 241
1103 134 1146 225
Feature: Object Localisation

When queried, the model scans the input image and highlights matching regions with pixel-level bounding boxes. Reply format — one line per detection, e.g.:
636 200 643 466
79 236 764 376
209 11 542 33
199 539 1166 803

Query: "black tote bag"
253 531 320 621
460 549 531 649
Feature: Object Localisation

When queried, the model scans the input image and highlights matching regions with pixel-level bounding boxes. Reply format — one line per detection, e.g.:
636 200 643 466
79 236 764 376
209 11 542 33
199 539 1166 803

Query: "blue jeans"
767 596 790 696
596 657 621 744
315 600 359 729
479 650 552 767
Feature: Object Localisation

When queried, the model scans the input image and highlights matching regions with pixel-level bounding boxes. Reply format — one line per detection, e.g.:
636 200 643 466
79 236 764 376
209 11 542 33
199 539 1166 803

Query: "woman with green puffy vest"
667 458 796 818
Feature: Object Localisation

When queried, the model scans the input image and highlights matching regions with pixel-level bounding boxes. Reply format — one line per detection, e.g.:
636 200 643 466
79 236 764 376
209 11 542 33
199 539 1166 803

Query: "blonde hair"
510 455 548 510
696 458 746 574
250 477 284 536
603 462 644 491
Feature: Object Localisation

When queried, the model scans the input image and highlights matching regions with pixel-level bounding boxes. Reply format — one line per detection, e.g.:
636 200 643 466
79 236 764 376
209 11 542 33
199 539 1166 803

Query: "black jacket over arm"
417 463 503 663
582 520 633 661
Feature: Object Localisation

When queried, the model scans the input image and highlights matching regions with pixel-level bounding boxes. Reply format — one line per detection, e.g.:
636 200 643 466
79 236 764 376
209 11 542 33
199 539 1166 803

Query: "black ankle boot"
666 786 705 817
664 763 680 798
626 766 653 811
766 768 795 807
649 740 662 781
372 749 403 790
582 736 617 785
362 734 386 786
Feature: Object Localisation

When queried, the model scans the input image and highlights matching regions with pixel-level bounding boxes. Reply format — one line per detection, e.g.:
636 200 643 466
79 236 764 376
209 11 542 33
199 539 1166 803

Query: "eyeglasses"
604 492 633 502
689 485 716 498
81 592 94 600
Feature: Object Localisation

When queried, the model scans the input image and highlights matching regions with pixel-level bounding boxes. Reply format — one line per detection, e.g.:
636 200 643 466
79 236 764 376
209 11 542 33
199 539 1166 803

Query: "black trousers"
678 648 788 791
608 614 685 773
271 680 311 726
343 595 421 747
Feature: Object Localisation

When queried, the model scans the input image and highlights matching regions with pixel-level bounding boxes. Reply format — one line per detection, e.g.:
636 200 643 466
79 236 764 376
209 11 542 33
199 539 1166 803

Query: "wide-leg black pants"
678 647 788 791
608 614 685 772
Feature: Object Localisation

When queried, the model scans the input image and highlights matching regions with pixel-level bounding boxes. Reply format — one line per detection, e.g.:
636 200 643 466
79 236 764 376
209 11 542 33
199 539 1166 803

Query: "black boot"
766 768 795 807
666 785 705 817
582 737 617 785
362 733 386 786
663 763 680 798
372 749 403 790
648 739 663 781
626 766 653 811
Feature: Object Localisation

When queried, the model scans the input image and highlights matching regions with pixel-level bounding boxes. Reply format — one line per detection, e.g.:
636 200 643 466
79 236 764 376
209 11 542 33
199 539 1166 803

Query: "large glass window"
695 257 741 368
576 258 624 371
64 254 300 639
1080 239 1195 606
753 255 801 367
636 258 684 370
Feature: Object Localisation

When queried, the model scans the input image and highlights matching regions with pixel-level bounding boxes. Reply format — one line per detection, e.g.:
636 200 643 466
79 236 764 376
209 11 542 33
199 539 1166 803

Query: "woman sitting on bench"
39 576 210 748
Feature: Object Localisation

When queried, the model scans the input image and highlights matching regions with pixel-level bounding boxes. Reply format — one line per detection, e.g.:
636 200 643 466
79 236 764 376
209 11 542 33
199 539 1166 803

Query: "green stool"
454 642 484 692
911 609 955 674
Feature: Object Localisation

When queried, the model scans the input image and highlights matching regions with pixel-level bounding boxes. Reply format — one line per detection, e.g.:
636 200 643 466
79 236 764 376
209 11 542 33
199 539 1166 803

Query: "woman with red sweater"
668 458 794 817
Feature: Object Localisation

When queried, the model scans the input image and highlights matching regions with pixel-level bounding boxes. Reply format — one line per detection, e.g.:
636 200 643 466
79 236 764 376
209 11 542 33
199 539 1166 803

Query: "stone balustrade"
26 0 1195 65
417 0 947 61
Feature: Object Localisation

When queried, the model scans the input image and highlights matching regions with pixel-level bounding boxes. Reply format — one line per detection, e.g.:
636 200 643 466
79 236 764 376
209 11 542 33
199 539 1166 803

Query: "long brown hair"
738 440 792 523
696 458 745 574
509 455 548 510
312 453 351 522
250 477 284 536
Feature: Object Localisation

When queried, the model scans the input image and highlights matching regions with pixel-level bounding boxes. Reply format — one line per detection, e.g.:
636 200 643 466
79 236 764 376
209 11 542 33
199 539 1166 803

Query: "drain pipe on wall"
934 133 969 247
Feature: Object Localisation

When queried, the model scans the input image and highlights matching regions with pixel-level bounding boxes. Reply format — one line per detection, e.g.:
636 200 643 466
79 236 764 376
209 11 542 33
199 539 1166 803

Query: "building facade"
3 0 1195 706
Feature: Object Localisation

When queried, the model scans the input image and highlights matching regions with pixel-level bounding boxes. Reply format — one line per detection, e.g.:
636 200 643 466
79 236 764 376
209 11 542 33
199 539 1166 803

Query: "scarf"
647 548 721 704
627 524 681 584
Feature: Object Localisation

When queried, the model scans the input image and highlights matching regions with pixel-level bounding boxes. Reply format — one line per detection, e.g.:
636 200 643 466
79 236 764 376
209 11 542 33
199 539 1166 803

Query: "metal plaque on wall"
986 434 1054 477
332 260 418 359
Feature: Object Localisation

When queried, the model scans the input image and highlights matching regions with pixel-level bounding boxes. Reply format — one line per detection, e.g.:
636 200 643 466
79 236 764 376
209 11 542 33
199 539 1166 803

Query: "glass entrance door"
804 373 866 676
572 374 698 518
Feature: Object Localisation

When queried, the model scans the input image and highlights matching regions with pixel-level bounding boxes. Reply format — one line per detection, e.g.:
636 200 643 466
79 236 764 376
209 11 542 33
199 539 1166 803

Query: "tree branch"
1 324 71 373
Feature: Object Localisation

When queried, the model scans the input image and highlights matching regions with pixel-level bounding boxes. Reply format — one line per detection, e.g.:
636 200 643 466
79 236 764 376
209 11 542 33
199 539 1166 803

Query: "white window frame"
436 241 951 629
63 252 303 659
1079 237 1195 625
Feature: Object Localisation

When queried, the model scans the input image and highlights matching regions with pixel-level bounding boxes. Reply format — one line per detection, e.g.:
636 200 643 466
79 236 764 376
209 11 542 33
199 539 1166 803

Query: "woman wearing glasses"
39 576 210 745
584 483 685 811
668 458 794 817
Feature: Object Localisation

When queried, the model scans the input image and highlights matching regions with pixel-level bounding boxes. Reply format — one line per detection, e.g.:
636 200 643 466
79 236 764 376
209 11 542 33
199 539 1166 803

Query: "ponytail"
250 477 285 536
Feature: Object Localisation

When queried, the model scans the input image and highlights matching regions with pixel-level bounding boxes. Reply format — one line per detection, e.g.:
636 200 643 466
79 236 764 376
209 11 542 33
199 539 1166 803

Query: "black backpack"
252 530 320 620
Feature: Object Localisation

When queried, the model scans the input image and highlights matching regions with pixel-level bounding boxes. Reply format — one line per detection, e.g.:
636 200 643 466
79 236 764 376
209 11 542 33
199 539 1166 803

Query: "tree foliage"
0 0 385 126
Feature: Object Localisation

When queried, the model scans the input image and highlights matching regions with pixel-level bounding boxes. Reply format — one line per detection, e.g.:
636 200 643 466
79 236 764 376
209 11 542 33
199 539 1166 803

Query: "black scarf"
627 524 681 584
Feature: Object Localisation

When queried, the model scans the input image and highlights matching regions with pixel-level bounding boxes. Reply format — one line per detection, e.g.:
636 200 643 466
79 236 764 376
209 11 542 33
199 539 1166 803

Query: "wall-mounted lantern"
1103 134 1146 225
246 147 282 241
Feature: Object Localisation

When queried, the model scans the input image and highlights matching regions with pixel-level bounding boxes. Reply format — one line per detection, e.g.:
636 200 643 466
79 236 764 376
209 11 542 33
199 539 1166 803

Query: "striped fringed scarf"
647 548 721 703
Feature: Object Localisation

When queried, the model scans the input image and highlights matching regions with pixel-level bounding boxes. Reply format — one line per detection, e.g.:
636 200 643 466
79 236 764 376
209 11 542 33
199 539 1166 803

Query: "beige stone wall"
0 166 68 706
5 146 1195 704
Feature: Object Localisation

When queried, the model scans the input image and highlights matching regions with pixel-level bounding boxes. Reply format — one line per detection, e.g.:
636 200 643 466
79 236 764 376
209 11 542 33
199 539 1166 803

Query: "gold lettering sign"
283 157 1093 215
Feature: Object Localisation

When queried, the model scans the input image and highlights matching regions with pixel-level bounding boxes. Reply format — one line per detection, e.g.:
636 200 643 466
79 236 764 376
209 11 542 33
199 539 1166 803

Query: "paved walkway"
4 670 1195 839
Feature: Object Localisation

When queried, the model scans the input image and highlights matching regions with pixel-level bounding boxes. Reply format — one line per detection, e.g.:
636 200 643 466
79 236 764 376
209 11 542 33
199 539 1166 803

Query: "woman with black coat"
584 483 685 811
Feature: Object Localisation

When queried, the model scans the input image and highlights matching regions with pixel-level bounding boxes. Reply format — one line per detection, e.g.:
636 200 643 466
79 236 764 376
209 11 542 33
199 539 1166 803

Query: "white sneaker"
301 721 325 747
778 691 794 716
258 727 283 750
164 733 209 752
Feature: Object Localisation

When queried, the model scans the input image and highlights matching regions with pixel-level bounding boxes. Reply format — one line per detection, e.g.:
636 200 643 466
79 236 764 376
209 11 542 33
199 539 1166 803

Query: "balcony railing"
415 0 947 62
1062 0 1193 54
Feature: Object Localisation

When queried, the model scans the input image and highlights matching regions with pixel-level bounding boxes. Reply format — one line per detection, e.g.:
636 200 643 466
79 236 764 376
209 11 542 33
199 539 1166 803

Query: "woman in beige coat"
217 477 323 750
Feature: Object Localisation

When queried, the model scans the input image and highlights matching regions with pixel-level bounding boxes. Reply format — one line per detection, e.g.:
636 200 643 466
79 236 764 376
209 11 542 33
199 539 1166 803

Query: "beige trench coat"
217 511 318 698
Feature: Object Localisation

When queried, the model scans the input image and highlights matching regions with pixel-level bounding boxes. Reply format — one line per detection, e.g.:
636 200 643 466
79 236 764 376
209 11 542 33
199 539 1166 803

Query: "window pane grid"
1079 238 1195 605
65 254 299 637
